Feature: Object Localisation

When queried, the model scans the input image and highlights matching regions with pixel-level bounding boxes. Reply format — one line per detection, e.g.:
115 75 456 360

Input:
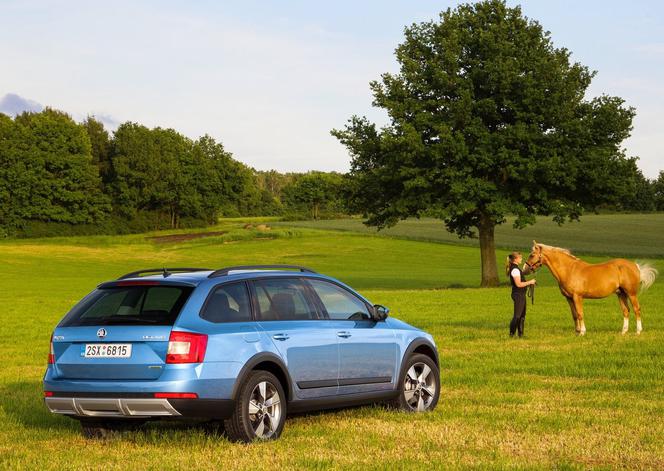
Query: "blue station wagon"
44 265 440 442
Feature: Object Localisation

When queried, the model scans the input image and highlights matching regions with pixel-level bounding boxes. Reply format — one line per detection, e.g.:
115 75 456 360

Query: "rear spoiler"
118 268 212 280
97 280 197 289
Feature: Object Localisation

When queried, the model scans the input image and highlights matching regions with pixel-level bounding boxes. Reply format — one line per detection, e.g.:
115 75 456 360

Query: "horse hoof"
579 331 586 336
636 331 642 336
621 330 628 335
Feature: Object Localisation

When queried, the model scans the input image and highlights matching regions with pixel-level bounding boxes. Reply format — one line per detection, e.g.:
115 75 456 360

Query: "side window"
200 282 252 323
307 279 371 321
252 278 318 321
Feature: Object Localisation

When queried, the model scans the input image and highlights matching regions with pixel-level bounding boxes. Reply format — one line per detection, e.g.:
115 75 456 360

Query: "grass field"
274 213 664 258
1 218 663 469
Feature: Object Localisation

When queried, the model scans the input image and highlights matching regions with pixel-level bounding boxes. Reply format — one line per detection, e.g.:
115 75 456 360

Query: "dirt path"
146 231 227 243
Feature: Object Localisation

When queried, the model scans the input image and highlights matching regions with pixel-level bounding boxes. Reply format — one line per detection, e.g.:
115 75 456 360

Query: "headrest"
208 292 231 313
271 292 295 317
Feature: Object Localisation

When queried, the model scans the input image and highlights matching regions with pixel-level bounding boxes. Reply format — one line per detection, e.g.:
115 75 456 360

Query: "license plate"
84 344 132 358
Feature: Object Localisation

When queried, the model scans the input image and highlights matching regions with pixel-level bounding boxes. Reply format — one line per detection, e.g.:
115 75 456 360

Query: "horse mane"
536 243 580 261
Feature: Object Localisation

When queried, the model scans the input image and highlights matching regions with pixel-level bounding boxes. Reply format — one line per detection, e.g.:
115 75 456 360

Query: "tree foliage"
0 109 109 233
282 172 345 219
655 171 664 211
333 0 640 286
109 125 260 228
84 116 112 183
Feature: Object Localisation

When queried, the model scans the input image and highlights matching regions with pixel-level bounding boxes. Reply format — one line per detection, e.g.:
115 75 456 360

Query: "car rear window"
60 285 193 326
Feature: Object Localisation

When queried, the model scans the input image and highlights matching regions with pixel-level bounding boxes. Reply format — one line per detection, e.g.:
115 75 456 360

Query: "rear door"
250 277 340 399
305 278 397 395
52 282 193 380
197 281 262 361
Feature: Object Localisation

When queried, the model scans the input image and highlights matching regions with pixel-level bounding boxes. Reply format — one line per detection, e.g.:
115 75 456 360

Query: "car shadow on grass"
0 380 77 431
0 380 225 440
1 380 391 441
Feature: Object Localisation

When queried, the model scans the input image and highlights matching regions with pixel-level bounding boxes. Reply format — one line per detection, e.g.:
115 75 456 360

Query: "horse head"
524 240 544 274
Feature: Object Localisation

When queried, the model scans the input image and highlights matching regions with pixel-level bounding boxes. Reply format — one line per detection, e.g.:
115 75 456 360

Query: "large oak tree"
333 0 639 286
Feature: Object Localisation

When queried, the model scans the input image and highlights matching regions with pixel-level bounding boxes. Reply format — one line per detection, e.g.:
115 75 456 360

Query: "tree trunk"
478 215 500 287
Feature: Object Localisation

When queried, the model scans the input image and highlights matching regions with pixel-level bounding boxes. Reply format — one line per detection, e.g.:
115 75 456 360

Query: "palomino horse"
524 241 658 335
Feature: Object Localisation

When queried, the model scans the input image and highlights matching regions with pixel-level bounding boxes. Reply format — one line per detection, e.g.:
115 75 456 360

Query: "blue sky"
1 0 662 177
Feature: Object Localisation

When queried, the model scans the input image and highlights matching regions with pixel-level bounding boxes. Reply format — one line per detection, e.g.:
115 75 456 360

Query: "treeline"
0 108 662 238
591 169 664 213
0 109 345 237
620 171 664 212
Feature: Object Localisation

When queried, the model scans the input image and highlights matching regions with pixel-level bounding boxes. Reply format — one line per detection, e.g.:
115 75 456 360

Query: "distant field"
274 213 664 258
1 220 662 469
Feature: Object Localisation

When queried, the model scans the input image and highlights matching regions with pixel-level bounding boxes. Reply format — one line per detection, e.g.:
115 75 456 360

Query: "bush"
11 211 209 239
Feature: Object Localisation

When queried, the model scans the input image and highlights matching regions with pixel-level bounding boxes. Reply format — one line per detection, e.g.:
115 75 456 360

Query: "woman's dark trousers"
510 291 526 337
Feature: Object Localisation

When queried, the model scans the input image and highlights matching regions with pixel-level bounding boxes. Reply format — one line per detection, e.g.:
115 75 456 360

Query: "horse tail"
636 262 658 292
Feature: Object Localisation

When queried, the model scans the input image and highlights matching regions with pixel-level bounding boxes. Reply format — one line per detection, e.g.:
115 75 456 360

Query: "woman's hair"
505 251 521 278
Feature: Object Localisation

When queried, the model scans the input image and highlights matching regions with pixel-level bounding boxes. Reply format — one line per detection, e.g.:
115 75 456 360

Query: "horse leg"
573 295 586 335
628 293 643 334
618 291 630 334
566 297 579 333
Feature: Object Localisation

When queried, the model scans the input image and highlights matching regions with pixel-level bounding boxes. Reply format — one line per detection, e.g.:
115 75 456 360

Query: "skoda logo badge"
97 328 107 339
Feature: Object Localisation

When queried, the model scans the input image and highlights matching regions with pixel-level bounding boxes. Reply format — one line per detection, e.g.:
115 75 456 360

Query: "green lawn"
1 219 662 469
274 213 664 258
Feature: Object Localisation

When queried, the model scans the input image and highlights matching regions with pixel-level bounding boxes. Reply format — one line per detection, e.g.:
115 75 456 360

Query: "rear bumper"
44 394 235 420
43 362 243 400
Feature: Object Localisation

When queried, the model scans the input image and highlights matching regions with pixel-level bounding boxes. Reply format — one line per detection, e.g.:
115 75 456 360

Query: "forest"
0 109 346 237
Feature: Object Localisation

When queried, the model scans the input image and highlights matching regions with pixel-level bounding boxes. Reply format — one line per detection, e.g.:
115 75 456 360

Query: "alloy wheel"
403 362 436 411
248 380 282 439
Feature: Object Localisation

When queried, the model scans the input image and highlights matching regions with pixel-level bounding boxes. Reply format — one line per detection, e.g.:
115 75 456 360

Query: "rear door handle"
337 331 352 338
272 333 290 341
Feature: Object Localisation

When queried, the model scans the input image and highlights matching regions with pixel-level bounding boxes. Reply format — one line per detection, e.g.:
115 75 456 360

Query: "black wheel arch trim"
230 352 294 401
399 338 439 381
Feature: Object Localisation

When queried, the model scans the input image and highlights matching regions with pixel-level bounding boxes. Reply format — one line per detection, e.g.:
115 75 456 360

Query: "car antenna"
162 267 171 278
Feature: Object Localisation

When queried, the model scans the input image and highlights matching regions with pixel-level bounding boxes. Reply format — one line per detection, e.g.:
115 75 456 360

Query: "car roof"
104 268 372 305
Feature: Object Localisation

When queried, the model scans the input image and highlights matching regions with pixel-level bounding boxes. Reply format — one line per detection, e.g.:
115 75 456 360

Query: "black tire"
224 370 287 442
79 420 144 439
390 353 440 412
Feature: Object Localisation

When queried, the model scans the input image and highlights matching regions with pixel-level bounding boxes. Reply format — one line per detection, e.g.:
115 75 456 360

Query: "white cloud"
0 93 43 116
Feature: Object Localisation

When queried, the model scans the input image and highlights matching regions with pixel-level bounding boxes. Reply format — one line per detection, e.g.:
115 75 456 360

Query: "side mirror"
372 304 390 321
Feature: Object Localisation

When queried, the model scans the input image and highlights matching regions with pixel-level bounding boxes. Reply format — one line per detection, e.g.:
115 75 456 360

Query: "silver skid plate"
45 397 181 417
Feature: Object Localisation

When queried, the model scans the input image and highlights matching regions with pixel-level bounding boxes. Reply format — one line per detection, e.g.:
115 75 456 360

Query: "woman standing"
506 251 536 337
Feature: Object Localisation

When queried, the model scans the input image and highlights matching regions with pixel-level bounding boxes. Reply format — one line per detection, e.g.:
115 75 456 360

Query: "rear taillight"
48 334 54 364
166 331 208 364
44 391 54 397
